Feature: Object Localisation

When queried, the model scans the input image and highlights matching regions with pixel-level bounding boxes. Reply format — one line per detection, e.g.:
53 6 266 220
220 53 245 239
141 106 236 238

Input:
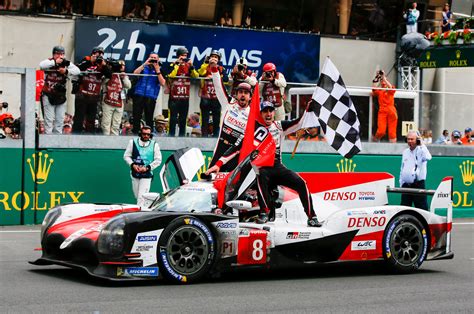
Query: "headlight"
97 215 126 256
40 207 61 240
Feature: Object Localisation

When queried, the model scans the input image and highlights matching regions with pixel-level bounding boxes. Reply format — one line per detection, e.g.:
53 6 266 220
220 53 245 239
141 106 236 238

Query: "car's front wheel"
157 216 216 283
383 214 428 273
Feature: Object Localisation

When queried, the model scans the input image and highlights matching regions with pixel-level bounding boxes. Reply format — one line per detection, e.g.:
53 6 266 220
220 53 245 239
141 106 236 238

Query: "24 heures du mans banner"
74 19 321 83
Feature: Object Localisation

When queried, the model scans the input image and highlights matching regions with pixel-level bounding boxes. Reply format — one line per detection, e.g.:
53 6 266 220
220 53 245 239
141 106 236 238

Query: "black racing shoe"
307 216 322 227
257 212 269 224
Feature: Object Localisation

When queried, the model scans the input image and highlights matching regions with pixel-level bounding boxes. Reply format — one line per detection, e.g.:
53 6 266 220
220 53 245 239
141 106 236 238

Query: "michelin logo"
124 267 159 277
138 235 157 242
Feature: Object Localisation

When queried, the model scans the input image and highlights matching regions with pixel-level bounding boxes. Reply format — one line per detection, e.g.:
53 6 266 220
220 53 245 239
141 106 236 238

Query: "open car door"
159 147 205 193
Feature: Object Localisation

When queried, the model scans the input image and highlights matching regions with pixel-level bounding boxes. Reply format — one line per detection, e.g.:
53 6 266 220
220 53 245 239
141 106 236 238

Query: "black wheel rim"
390 221 423 266
166 225 209 275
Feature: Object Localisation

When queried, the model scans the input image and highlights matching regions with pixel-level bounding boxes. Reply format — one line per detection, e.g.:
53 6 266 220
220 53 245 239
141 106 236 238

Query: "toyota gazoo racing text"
31 148 454 283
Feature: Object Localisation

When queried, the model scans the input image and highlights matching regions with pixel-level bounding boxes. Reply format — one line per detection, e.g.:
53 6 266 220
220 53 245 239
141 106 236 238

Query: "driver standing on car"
123 126 162 206
399 130 432 210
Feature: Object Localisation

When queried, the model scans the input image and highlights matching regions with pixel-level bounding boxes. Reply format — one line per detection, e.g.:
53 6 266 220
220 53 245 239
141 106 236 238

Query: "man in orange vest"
372 70 397 143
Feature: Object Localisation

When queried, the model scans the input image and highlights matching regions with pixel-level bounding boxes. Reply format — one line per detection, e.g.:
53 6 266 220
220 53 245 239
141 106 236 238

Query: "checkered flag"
302 58 361 158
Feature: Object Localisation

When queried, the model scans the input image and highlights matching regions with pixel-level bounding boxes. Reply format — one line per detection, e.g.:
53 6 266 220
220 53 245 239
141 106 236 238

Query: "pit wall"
1 146 472 225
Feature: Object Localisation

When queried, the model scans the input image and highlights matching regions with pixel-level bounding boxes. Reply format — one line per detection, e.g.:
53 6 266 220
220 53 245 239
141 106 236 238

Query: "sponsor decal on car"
417 229 428 267
135 244 154 252
346 210 367 216
117 267 159 277
221 239 236 256
351 240 376 251
239 229 250 236
286 232 311 240
358 191 376 201
373 210 386 215
216 222 237 229
138 235 157 242
385 222 397 258
323 191 356 201
437 192 449 198
348 216 386 228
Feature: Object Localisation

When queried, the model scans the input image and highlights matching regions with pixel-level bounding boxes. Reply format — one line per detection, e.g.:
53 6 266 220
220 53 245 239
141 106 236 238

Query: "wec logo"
351 240 376 251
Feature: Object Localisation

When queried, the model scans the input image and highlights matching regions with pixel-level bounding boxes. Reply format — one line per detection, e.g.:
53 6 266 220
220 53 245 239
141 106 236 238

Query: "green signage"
418 46 474 68
0 148 472 225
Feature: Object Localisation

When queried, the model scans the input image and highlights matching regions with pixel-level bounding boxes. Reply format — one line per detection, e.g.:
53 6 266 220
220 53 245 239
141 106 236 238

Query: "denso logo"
348 217 386 228
324 192 356 201
226 116 246 129
216 222 237 229
138 235 157 242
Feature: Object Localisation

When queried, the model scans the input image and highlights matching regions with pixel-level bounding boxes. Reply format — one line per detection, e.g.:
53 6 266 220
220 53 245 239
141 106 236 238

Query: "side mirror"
139 192 160 210
225 200 252 211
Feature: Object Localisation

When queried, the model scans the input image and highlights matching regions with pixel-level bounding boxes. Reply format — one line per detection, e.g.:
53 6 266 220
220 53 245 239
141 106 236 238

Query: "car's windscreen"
151 189 214 213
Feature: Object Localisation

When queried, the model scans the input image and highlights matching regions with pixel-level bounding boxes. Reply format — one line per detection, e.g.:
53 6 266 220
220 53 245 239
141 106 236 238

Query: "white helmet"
237 57 248 67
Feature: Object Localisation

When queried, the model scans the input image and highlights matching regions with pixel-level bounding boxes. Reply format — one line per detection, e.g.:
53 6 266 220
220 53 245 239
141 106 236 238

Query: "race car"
31 147 453 283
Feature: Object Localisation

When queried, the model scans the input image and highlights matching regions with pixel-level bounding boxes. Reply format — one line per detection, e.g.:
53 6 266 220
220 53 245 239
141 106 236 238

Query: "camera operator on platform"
39 45 80 134
132 51 166 134
72 46 112 134
372 69 398 143
230 57 257 98
259 62 287 121
400 130 432 210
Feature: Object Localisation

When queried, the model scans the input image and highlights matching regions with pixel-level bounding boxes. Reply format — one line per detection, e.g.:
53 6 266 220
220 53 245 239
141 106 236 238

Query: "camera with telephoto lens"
56 59 70 67
238 64 245 71
53 83 67 93
2 102 8 109
96 55 104 64
107 58 122 72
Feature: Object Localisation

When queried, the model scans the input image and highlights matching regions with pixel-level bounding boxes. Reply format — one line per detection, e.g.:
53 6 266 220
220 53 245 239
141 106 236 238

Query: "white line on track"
0 230 40 233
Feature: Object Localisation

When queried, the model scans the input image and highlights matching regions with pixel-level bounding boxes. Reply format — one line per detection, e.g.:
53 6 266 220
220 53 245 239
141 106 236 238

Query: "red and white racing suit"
209 66 250 172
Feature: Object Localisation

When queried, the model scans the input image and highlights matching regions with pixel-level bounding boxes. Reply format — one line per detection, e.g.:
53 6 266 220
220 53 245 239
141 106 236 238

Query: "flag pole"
291 130 305 159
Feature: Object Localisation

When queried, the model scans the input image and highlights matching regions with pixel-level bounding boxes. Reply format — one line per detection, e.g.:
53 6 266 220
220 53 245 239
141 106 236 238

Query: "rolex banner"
417 46 474 68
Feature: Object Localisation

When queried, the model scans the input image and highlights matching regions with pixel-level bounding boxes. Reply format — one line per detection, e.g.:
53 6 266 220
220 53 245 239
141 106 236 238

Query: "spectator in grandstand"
220 11 233 26
167 47 199 136
101 60 131 135
132 51 166 134
243 7 252 27
450 130 463 145
155 1 165 20
197 50 227 137
140 1 152 20
123 125 162 206
372 70 397 143
461 127 472 145
434 129 450 144
39 45 80 134
400 130 432 210
441 3 452 32
403 2 420 34
72 46 112 134
259 62 287 121
124 1 141 18
153 114 167 136
230 57 257 98
45 0 58 14
186 113 201 137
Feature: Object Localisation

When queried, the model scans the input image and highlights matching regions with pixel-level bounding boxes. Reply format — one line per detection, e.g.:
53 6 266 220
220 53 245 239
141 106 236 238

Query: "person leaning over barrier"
123 125 162 206
39 45 80 134
132 51 166 134
399 130 432 210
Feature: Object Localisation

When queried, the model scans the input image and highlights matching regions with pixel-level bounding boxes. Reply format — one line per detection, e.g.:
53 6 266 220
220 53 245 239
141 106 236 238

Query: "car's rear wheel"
158 216 216 283
383 214 428 273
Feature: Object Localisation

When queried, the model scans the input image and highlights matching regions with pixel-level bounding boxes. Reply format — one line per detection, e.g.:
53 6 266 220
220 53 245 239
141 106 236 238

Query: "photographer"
167 47 199 136
259 62 287 121
132 51 166 134
101 60 131 135
197 50 227 137
400 130 432 210
372 70 398 143
39 46 80 134
72 46 112 134
230 57 257 98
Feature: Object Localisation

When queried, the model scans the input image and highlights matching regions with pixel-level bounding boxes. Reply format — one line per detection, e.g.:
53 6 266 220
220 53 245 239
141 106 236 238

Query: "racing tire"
383 214 428 274
157 216 216 283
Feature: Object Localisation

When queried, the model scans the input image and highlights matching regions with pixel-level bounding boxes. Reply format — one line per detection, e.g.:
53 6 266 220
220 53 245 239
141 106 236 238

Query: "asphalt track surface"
1 220 473 313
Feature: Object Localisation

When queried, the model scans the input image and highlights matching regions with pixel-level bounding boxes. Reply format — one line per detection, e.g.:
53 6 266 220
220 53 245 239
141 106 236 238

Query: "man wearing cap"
197 50 228 137
400 130 432 210
450 130 463 145
101 60 131 135
39 46 80 134
206 58 252 172
259 62 287 121
73 46 112 134
123 125 162 206
461 127 472 145
167 47 199 136
132 51 166 134
207 100 322 227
